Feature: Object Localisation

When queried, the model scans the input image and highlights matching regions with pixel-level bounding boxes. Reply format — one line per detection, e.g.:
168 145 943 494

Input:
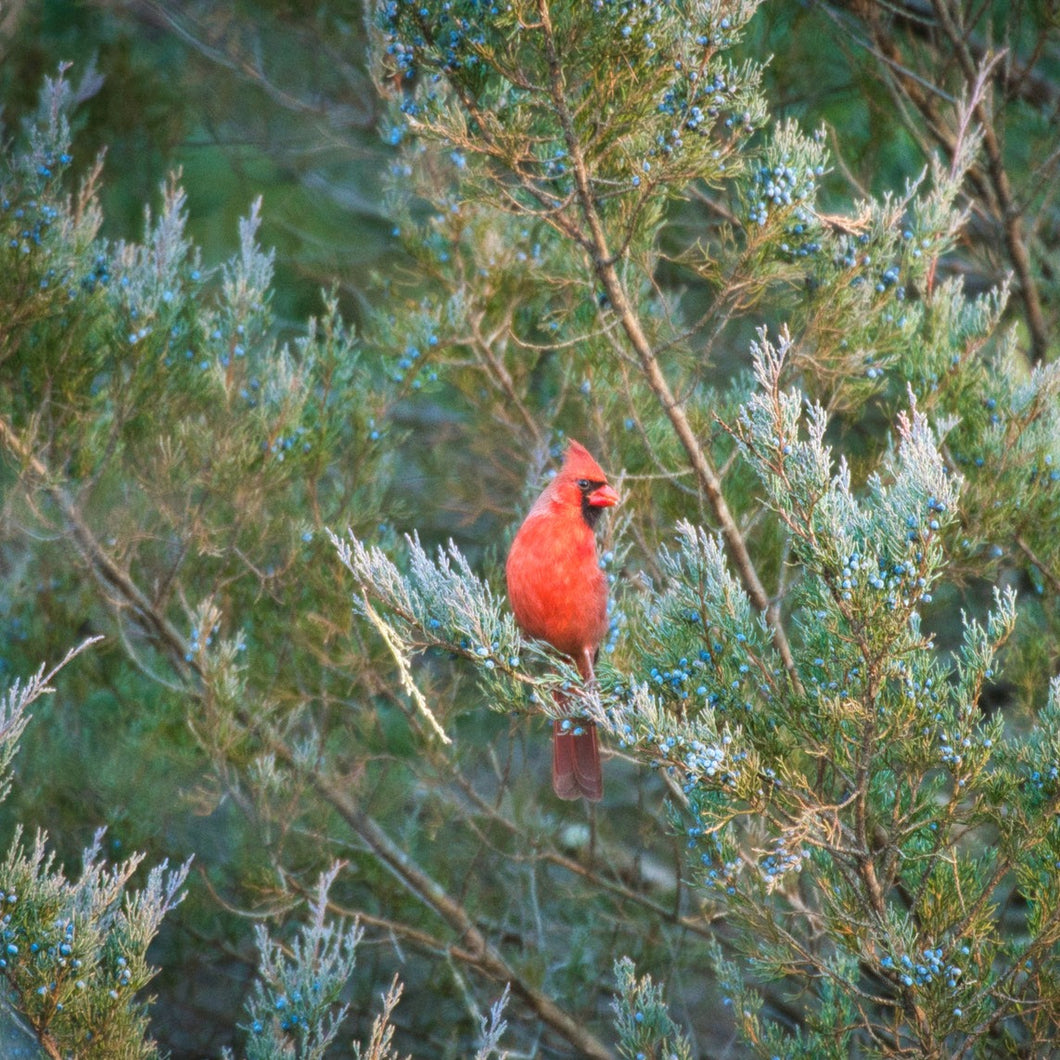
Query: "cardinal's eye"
577 478 592 490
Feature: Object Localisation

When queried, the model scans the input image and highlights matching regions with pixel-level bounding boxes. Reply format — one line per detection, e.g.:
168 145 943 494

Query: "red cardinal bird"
505 440 619 801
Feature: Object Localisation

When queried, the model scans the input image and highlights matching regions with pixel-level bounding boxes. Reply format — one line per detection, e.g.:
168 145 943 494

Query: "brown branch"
138 0 375 129
307 771 615 1060
467 311 546 447
535 0 801 688
928 0 1048 362
1016 534 1060 594
840 0 1049 361
0 416 198 682
447 771 722 940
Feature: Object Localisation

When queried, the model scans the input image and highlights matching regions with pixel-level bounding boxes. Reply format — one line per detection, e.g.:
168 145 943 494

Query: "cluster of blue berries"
698 852 741 895
4 195 59 255
905 228 936 260
646 621 767 719
0 892 22 974
251 985 323 1035
865 358 886 382
936 728 983 773
828 233 910 314
264 424 312 462
612 0 666 50
396 343 419 379
471 641 498 670
558 718 592 737
381 0 502 94
746 157 820 228
384 33 417 85
1028 452 1060 486
462 638 520 672
880 944 967 995
77 254 111 295
126 316 153 346
614 716 635 749
803 654 863 701
117 269 195 355
0 907 94 1013
896 667 941 718
778 205 821 259
835 233 870 271
185 622 219 662
1027 763 1060 794
910 495 948 540
603 609 623 658
652 66 744 166
32 152 73 181
597 551 624 657
760 836 803 885
238 376 262 406
391 334 439 388
877 263 901 292
540 149 567 181
848 256 905 301
647 649 717 704
640 722 742 794
206 321 248 370
35 265 59 292
682 736 730 780
627 4 738 50
108 954 133 998
831 541 934 611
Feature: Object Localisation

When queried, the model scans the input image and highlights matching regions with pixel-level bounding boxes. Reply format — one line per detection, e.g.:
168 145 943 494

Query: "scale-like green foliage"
0 644 187 1059
3 2 1060 1057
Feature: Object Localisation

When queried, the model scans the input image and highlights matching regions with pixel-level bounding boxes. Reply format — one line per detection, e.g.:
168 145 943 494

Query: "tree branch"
0 416 198 683
841 0 1049 360
535 0 801 685
308 771 616 1060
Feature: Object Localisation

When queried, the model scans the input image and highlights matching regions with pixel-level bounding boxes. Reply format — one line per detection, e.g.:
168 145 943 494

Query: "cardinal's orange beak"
588 483 619 508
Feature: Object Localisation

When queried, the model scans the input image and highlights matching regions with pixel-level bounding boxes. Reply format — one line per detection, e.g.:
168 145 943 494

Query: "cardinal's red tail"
552 720 603 801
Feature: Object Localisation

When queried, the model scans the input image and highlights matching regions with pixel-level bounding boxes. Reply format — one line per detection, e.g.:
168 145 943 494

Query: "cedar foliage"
1 2 1060 1057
